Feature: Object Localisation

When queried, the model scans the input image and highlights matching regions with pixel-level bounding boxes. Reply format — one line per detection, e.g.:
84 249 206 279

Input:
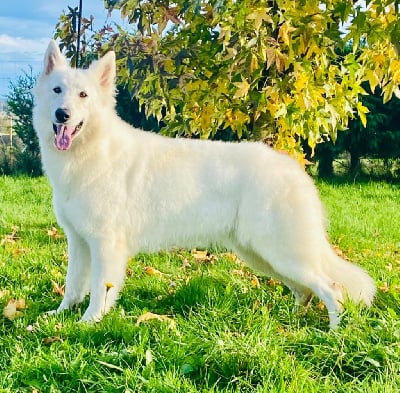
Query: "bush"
6 69 42 176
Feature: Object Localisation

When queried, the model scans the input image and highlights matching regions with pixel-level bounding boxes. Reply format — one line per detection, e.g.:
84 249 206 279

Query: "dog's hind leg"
232 244 313 310
80 237 129 322
260 258 343 328
233 242 343 328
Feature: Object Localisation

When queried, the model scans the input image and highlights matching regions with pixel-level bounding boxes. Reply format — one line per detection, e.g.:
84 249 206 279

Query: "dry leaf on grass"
220 252 238 262
1 226 19 245
47 227 63 239
332 245 350 260
144 266 163 276
250 275 261 288
42 336 63 345
51 281 65 297
191 249 214 262
136 311 175 328
316 301 326 311
181 258 191 269
3 298 26 320
12 248 28 257
379 282 390 293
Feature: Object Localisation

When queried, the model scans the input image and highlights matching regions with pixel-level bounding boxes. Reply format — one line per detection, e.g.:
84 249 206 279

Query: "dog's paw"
79 310 102 323
46 309 58 316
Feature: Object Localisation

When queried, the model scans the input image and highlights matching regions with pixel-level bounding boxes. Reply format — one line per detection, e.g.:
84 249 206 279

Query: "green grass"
0 176 399 392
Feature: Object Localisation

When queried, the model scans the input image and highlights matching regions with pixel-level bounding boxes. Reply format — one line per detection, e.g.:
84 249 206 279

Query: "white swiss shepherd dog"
33 40 376 328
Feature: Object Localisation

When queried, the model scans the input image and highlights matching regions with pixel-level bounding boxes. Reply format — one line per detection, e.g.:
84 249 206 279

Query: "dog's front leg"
49 228 91 315
80 238 128 322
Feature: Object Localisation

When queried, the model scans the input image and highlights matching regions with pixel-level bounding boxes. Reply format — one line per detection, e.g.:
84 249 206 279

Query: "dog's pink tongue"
55 125 74 151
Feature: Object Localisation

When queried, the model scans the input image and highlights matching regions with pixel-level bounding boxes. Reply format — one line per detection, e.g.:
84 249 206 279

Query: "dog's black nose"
55 108 70 123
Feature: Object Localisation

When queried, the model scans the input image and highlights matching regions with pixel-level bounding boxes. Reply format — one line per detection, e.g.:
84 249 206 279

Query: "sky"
0 0 121 99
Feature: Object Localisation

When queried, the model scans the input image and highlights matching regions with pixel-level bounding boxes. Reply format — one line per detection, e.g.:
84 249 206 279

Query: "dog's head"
34 40 116 151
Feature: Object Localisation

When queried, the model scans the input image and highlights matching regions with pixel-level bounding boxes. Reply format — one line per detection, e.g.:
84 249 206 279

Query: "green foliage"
94 0 399 162
315 89 400 178
53 1 400 162
6 70 42 176
0 177 400 391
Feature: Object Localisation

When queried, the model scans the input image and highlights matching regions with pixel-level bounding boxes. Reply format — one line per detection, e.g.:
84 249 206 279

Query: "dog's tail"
325 247 376 306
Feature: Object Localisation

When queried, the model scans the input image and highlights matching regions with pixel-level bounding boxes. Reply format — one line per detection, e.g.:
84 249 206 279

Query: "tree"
7 70 42 176
55 0 400 162
315 89 400 178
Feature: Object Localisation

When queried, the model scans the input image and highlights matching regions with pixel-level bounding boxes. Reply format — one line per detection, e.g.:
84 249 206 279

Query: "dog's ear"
90 52 116 95
43 40 67 75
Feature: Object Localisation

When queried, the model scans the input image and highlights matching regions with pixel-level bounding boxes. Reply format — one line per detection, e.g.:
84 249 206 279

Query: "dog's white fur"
33 40 376 328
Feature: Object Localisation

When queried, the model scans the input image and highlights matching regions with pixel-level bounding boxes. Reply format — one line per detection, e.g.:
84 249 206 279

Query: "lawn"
0 176 399 392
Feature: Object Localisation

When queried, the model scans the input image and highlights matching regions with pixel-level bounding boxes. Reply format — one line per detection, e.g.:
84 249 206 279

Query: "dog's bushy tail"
325 248 376 306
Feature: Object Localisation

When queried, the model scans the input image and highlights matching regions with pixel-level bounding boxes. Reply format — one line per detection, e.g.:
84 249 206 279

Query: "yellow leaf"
200 105 214 131
191 249 211 261
251 276 261 288
250 53 259 73
42 336 63 345
357 101 369 127
379 282 390 293
3 298 26 320
278 22 296 46
266 48 276 70
365 69 380 93
247 8 273 30
144 266 163 276
1 226 19 245
47 227 63 239
233 79 250 99
52 281 65 297
136 311 175 328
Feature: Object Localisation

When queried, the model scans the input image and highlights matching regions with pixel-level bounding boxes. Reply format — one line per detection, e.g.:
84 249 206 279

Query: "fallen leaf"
221 252 238 262
15 298 26 310
12 248 28 256
191 249 208 260
191 249 214 262
379 282 390 293
42 336 63 345
136 311 175 328
52 281 65 297
1 226 19 245
267 278 281 287
181 258 191 269
232 269 245 277
3 298 26 320
251 275 261 288
144 266 163 276
47 227 63 239
316 301 326 311
332 245 351 261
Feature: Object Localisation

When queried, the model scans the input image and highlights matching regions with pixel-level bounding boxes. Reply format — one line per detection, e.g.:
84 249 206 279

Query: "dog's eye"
79 91 88 98
53 87 62 94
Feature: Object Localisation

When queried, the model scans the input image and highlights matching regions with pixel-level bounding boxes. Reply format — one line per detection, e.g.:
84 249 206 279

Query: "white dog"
33 40 376 328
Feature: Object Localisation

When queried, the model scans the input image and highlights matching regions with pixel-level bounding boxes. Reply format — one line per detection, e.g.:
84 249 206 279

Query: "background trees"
84 0 399 164
5 1 400 177
6 70 42 176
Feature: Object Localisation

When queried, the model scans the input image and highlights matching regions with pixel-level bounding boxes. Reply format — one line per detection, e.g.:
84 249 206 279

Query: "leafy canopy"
56 0 400 161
